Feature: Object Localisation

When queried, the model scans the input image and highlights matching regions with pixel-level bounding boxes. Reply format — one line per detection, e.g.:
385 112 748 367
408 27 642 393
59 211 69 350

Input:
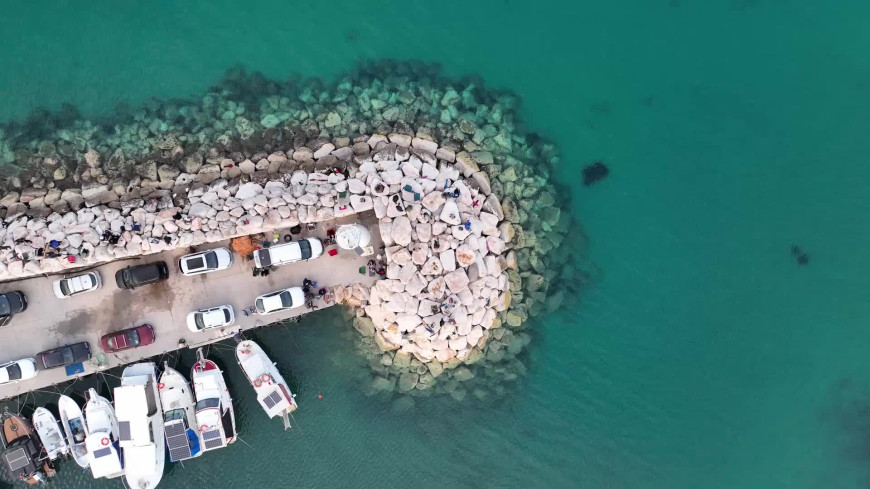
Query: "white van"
253 237 324 268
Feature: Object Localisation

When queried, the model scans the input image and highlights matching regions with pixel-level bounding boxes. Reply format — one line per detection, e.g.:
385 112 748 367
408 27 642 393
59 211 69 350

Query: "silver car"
52 272 102 299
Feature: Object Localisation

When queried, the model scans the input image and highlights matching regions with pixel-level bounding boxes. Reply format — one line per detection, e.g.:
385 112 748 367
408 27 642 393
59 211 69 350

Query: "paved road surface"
0 213 380 400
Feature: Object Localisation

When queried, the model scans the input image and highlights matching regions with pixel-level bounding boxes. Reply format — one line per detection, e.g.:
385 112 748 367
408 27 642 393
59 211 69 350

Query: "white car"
255 287 305 315
0 358 38 385
52 272 102 299
252 238 323 268
187 305 235 332
179 248 234 276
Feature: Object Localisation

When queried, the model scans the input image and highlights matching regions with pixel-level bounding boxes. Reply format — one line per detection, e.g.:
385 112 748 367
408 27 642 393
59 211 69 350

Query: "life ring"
101 437 110 446
261 374 272 383
157 383 165 390
253 378 263 388
199 424 208 432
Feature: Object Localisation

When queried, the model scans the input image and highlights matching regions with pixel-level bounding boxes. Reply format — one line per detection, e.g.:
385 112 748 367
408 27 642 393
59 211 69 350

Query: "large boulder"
391 216 413 246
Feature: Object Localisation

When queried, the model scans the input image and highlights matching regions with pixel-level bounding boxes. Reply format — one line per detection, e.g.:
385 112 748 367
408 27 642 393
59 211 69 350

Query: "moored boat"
158 363 202 462
31 407 68 461
1 411 55 484
58 394 89 468
115 363 164 489
191 348 237 452
235 340 297 429
84 388 124 479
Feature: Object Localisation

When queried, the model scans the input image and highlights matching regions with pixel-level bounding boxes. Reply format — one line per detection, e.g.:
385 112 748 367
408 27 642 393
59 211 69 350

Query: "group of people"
302 277 331 308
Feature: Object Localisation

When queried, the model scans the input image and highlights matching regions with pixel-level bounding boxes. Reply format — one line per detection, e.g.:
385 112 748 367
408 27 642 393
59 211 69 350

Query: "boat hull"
58 394 89 468
32 408 68 461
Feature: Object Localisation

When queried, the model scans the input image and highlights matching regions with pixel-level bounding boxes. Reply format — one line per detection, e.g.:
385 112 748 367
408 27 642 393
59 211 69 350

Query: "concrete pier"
0 213 380 401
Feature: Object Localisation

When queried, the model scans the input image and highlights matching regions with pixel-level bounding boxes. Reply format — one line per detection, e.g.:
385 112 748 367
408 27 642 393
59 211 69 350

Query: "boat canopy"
115 384 155 447
123 445 156 476
2 438 40 479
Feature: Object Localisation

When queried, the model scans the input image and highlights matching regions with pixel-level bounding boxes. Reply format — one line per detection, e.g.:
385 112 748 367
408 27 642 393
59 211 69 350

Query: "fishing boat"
31 407 68 461
1 411 55 484
58 394 89 468
235 339 297 429
191 348 237 452
84 388 124 479
115 363 164 489
158 363 202 462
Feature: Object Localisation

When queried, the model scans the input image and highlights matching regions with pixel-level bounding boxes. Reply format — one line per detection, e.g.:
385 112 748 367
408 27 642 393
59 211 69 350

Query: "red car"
100 325 155 353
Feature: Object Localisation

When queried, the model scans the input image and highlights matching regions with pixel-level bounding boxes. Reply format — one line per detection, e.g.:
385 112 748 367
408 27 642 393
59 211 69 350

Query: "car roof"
200 308 226 325
260 293 286 311
267 242 302 262
66 274 95 292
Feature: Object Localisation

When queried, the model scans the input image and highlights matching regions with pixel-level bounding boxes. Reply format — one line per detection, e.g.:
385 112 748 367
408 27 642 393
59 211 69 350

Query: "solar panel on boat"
262 390 283 409
203 436 225 450
5 447 29 472
201 430 221 440
118 421 131 441
165 423 192 462
92 447 113 458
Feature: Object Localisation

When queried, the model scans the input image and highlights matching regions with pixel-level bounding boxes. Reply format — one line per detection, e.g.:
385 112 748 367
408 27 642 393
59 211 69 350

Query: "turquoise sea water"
3 1 870 488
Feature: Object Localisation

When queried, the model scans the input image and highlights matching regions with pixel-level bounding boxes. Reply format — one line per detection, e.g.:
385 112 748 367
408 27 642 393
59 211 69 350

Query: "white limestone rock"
391 216 412 246
234 182 263 200
440 249 456 272
444 269 470 293
439 200 461 225
350 195 373 212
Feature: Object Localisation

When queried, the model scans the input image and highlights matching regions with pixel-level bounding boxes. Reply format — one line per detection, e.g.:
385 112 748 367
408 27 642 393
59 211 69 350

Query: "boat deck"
0 213 380 401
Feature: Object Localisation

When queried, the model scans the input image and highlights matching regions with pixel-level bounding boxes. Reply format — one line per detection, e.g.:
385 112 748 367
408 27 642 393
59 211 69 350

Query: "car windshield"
196 398 219 411
59 280 72 296
224 309 231 322
205 252 218 269
0 296 10 316
255 299 265 313
299 240 312 259
107 337 116 350
194 314 206 330
256 250 272 267
5 364 21 381
127 330 140 346
280 291 292 308
62 348 74 364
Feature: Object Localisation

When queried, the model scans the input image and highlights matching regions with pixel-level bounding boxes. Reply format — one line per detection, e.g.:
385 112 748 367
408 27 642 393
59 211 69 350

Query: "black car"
0 290 27 327
115 262 169 289
35 342 91 370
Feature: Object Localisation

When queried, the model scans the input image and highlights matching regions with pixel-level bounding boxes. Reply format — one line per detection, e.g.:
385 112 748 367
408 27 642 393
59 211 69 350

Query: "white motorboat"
191 348 237 453
235 340 297 429
84 388 124 479
58 394 89 468
31 407 69 461
158 364 202 462
115 363 164 489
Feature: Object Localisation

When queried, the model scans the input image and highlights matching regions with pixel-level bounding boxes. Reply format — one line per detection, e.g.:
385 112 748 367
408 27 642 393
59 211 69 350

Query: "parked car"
115 262 169 289
35 342 91 370
100 324 155 353
186 305 235 332
0 358 38 385
252 237 323 268
255 287 305 315
0 290 27 327
178 248 234 276
52 271 102 299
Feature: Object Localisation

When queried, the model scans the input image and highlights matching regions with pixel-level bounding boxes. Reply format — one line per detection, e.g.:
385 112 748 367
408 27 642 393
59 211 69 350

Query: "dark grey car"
0 290 27 327
35 342 91 370
115 262 169 289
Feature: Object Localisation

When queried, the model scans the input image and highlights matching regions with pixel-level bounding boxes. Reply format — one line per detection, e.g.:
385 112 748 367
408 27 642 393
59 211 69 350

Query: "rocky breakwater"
336 136 570 399
0 146 377 280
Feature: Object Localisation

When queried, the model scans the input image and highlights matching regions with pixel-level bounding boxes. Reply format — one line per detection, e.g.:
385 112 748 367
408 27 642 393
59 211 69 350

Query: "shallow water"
2 1 870 488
